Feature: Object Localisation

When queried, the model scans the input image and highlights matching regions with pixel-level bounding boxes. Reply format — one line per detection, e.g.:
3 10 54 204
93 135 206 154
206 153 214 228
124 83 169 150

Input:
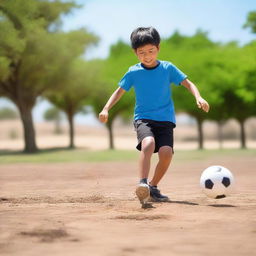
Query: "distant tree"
0 107 18 120
44 107 63 134
232 42 256 148
161 30 256 149
91 41 136 149
198 42 256 149
46 59 98 148
243 11 256 33
160 31 219 149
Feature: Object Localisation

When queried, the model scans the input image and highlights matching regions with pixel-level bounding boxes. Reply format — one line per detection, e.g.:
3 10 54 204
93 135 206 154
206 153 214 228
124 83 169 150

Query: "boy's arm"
98 87 126 123
181 79 210 113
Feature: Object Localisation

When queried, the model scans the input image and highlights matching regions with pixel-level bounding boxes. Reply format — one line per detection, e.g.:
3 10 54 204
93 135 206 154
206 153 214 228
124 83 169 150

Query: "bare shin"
150 146 173 186
139 136 155 179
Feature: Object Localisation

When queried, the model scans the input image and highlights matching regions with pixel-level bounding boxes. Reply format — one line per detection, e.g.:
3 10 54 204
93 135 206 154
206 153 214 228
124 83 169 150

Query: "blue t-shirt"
118 60 187 124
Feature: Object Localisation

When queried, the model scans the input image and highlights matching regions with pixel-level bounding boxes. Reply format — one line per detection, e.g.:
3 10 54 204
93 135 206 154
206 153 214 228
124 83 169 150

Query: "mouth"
144 60 152 65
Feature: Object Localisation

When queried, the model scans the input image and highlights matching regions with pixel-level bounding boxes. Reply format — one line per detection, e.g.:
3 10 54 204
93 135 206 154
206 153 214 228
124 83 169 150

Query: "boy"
99 27 209 206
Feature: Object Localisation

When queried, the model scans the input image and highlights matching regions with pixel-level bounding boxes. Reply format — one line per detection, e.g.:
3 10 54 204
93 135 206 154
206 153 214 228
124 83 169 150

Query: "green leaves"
243 11 256 34
0 0 99 152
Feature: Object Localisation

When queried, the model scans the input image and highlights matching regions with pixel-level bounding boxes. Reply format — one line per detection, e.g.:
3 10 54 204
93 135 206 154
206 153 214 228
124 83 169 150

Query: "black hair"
130 27 161 49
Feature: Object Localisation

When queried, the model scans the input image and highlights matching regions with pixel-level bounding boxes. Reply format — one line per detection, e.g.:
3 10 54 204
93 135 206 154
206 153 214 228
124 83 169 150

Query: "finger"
99 115 105 123
102 116 108 123
204 104 209 112
202 104 206 111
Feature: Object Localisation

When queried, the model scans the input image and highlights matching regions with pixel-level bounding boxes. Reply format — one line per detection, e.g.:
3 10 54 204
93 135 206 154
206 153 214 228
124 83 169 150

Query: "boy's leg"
139 136 155 180
136 136 155 205
150 146 173 186
149 146 173 202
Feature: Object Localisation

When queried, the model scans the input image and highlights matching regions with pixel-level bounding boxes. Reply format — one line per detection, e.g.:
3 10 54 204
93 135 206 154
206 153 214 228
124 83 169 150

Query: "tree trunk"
238 119 246 149
217 120 224 149
196 117 204 150
54 117 62 134
106 121 114 150
17 104 38 153
67 112 75 149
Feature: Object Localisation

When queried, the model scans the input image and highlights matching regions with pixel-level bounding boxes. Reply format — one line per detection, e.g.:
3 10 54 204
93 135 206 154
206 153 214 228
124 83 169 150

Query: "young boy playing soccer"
99 27 209 206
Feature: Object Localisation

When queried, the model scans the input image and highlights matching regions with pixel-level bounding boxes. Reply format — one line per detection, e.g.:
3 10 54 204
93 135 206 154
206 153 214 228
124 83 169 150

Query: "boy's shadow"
141 200 236 208
152 200 199 206
166 201 236 208
167 200 199 206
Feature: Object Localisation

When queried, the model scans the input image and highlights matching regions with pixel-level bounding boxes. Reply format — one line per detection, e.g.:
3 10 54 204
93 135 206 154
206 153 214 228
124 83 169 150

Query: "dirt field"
0 151 255 256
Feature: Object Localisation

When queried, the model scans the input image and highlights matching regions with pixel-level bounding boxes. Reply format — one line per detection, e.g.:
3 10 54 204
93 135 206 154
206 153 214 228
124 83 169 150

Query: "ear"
133 49 138 56
156 45 160 51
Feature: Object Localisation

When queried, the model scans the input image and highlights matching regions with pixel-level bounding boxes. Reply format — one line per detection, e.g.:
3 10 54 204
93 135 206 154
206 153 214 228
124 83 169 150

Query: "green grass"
0 148 138 164
174 148 256 162
0 148 255 164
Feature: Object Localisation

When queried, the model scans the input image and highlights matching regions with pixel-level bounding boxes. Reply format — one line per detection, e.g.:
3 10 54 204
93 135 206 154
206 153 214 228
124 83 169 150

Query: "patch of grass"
0 148 139 164
0 148 255 164
174 148 256 162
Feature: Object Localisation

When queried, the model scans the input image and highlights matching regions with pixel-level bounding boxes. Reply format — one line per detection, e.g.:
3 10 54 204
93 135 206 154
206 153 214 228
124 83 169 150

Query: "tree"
160 30 219 149
0 0 97 152
243 11 256 33
0 107 18 120
195 42 256 149
44 107 63 134
46 59 98 148
91 41 136 149
231 42 256 148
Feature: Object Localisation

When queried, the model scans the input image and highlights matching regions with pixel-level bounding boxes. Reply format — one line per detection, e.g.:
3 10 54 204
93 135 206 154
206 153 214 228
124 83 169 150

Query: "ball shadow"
208 204 236 208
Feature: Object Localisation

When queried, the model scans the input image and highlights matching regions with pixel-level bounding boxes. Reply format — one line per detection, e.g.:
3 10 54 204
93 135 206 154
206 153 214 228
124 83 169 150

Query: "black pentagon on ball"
205 179 214 189
222 177 231 187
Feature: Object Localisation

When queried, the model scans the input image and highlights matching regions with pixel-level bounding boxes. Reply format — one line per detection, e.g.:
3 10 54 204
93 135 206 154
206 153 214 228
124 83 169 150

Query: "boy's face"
134 44 160 68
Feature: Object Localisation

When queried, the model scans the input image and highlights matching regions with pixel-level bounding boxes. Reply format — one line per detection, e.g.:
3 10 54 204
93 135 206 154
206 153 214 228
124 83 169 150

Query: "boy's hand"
99 109 109 123
196 97 210 113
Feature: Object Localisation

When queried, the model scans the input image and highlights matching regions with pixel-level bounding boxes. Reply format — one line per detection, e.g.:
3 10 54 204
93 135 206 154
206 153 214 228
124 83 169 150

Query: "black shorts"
133 119 175 153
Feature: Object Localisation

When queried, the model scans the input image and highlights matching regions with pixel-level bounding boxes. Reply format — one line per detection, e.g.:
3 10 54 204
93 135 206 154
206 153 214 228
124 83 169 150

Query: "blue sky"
1 0 255 124
63 0 256 59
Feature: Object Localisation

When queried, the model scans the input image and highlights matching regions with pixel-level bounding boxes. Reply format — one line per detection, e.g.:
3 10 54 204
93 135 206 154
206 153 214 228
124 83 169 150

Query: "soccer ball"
200 165 234 199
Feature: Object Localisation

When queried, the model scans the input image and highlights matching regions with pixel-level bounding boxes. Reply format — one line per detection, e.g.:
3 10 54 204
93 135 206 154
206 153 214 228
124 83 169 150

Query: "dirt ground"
0 152 255 256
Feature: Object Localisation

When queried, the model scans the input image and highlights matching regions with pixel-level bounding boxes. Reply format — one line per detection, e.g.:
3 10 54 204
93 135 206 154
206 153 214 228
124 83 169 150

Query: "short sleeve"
118 70 133 92
168 63 187 86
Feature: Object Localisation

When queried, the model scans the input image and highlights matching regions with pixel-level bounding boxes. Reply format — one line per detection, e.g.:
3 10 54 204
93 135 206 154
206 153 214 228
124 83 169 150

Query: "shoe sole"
136 185 150 204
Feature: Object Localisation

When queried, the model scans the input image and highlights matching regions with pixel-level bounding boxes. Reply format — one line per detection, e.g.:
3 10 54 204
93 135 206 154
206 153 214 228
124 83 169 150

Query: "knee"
158 146 173 163
141 137 155 153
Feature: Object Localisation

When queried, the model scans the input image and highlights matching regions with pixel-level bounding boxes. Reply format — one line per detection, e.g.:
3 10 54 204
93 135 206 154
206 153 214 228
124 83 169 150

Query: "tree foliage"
243 10 256 34
0 107 18 120
90 41 137 149
0 0 97 152
46 59 99 148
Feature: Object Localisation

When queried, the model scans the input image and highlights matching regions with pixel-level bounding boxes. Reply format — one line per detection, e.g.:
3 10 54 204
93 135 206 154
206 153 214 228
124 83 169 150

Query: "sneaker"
149 185 169 202
135 183 150 205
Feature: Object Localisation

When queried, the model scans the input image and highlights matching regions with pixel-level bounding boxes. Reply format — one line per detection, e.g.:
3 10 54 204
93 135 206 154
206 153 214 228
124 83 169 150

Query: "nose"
144 53 150 60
